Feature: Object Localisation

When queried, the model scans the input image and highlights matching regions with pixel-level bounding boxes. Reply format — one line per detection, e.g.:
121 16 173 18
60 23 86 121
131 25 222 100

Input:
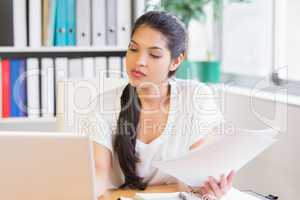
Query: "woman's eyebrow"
148 46 163 51
130 40 139 46
130 40 163 50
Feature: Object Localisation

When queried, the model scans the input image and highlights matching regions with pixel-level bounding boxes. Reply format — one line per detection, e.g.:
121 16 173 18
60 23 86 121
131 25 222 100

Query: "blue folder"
66 0 76 46
10 59 27 117
49 0 57 46
54 0 67 46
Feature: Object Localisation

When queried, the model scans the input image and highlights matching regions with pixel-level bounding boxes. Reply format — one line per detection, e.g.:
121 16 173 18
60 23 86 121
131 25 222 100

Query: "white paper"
153 128 277 187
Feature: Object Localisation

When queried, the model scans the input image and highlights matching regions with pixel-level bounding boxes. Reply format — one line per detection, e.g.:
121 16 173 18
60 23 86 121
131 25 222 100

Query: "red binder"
2 59 10 117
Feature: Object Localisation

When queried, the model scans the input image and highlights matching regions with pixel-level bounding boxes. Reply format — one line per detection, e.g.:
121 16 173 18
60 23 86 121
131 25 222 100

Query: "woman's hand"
194 170 235 200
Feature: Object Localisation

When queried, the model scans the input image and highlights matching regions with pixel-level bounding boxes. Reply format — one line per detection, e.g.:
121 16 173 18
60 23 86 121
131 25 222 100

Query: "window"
222 0 274 77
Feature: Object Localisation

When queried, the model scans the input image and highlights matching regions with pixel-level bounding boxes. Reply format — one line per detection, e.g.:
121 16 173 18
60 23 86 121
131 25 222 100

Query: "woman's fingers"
208 176 223 198
220 174 226 191
202 182 216 200
226 170 235 188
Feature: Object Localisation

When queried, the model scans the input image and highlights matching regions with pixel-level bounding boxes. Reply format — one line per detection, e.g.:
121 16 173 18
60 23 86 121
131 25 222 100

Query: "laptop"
0 131 97 200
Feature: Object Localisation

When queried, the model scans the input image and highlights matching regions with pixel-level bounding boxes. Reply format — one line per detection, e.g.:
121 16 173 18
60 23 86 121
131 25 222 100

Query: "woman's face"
125 25 180 88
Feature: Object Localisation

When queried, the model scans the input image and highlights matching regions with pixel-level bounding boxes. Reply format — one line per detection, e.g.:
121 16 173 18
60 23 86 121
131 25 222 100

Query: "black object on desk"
242 190 279 200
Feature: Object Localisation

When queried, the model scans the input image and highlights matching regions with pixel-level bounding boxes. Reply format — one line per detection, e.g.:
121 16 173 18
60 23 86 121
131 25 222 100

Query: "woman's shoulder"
171 78 215 96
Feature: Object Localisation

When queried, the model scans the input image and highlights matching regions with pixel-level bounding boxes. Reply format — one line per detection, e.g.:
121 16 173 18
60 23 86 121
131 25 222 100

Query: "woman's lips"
131 70 146 78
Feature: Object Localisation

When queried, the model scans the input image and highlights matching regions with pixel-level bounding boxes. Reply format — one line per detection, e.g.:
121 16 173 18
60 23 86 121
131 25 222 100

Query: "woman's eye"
151 54 161 59
129 47 138 52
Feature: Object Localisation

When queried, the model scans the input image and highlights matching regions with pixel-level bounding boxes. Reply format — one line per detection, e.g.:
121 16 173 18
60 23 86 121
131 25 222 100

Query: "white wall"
223 92 299 200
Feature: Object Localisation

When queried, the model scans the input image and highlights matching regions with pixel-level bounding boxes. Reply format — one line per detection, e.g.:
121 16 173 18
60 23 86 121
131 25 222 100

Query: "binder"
13 0 27 47
49 0 57 46
43 0 56 46
0 0 14 46
10 59 27 117
108 57 122 78
68 58 83 78
1 59 10 117
66 0 76 46
26 58 40 117
83 57 95 78
55 57 68 81
92 0 106 46
55 0 67 46
122 57 128 79
41 58 55 117
29 0 42 47
77 0 92 46
117 0 131 47
95 57 107 81
0 59 2 118
43 0 50 46
106 0 117 46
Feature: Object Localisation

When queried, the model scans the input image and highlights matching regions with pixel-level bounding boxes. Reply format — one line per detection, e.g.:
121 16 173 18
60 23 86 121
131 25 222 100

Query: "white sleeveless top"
83 78 223 189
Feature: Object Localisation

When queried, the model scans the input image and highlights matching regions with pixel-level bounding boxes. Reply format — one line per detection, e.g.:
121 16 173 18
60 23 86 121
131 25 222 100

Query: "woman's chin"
128 78 147 88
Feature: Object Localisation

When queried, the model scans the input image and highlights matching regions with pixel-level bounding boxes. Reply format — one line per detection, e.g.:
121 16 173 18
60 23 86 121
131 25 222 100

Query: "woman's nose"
135 52 147 67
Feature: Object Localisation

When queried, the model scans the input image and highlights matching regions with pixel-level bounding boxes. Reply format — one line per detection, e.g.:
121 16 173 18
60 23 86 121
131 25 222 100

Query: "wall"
223 92 299 200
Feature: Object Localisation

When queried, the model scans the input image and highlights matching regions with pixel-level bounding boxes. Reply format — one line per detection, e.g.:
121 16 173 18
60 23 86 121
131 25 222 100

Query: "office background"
0 0 299 199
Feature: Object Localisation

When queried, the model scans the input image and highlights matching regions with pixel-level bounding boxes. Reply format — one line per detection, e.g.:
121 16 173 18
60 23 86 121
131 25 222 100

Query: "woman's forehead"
131 25 169 49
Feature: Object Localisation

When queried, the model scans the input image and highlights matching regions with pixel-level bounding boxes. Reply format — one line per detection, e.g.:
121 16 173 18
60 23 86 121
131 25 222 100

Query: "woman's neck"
136 81 170 111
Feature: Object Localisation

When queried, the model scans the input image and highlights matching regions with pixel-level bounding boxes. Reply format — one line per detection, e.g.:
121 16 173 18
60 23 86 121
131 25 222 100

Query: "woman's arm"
93 142 113 197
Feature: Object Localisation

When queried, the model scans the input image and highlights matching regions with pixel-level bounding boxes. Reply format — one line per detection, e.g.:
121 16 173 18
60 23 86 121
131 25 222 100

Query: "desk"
99 183 189 200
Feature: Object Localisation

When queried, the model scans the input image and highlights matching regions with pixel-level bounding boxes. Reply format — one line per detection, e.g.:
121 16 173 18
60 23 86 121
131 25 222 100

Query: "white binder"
106 0 117 46
92 0 106 46
13 0 27 47
77 0 92 46
117 0 131 47
28 0 42 47
41 58 55 117
55 57 68 81
68 58 83 78
26 58 40 117
83 57 95 78
95 57 107 80
108 57 122 78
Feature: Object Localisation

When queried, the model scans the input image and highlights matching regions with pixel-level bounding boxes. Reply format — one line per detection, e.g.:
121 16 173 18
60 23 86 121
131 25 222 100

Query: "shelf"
0 117 56 124
0 46 128 58
0 46 128 53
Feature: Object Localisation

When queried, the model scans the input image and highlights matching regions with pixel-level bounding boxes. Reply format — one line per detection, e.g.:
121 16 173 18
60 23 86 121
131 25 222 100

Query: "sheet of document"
153 128 277 187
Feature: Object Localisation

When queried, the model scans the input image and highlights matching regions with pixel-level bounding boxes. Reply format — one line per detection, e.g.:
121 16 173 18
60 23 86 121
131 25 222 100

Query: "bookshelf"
0 47 127 130
0 0 146 130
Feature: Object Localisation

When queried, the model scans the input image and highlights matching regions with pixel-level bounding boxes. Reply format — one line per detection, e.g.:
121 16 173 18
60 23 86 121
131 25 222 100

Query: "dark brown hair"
113 11 188 190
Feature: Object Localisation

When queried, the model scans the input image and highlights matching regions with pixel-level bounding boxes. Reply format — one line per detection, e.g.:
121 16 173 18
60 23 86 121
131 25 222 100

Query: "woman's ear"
169 53 185 72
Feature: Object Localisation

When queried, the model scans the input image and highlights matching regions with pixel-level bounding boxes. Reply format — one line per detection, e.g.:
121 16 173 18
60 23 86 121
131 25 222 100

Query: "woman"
90 11 235 199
